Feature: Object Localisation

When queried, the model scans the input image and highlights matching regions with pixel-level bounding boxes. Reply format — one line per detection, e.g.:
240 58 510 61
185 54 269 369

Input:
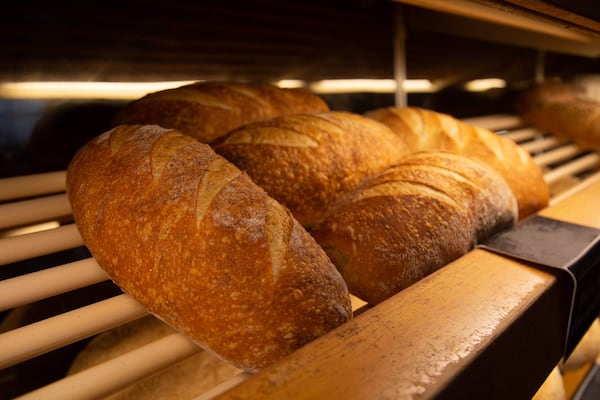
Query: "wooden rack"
1 115 599 399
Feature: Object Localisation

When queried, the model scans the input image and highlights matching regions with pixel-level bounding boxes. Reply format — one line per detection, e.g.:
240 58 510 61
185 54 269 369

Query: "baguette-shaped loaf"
311 151 518 304
213 111 410 228
113 81 330 143
365 106 549 219
66 125 352 372
516 80 600 151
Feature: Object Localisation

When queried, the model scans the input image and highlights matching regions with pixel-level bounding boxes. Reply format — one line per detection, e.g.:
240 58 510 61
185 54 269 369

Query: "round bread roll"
311 151 518 304
531 366 566 400
113 81 330 143
214 111 410 228
66 125 352 372
68 316 242 400
560 318 600 372
365 106 549 219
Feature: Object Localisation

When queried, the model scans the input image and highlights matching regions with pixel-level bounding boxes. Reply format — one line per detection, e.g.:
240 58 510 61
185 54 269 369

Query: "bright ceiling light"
402 79 435 92
275 79 306 89
310 79 398 93
309 79 434 93
0 78 439 99
464 78 506 92
0 80 198 99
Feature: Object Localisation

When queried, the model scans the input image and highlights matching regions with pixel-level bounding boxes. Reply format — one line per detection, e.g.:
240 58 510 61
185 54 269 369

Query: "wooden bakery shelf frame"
1 115 600 399
3 1 600 399
391 0 600 106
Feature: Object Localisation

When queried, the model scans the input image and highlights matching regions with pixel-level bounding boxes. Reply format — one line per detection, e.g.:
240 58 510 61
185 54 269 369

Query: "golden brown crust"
531 367 565 400
516 79 600 152
514 79 579 117
365 106 549 219
213 111 410 228
68 316 242 400
560 318 600 372
311 151 518 305
66 125 351 372
547 100 600 150
112 81 330 143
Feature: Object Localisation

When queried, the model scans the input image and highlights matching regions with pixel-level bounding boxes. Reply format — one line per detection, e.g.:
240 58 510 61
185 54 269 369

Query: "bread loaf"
532 367 566 400
516 80 600 151
66 124 352 372
112 81 330 143
514 79 579 118
68 316 241 400
365 106 549 219
213 111 410 228
560 318 600 372
311 151 518 304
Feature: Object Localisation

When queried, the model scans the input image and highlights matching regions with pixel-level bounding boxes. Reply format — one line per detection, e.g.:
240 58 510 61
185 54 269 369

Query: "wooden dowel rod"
500 128 540 142
17 333 200 400
0 294 147 370
0 171 66 202
0 258 108 312
461 114 523 131
0 193 72 230
520 137 562 153
0 223 84 265
534 144 582 167
544 153 600 185
193 374 251 400
549 171 600 206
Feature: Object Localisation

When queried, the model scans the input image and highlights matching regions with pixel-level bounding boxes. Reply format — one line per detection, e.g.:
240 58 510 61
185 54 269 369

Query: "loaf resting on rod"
365 106 549 219
68 316 242 399
213 111 410 228
515 78 600 152
210 107 522 304
66 124 353 372
310 151 519 304
112 81 330 144
66 81 548 371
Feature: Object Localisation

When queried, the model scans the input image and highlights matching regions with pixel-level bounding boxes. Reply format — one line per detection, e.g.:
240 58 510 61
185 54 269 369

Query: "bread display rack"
1 113 599 399
3 0 600 399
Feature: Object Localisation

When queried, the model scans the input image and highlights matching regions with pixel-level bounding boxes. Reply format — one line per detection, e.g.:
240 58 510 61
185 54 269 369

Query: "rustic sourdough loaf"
113 81 330 143
214 111 410 228
516 79 600 152
68 316 242 400
311 151 518 304
66 124 352 372
365 106 549 219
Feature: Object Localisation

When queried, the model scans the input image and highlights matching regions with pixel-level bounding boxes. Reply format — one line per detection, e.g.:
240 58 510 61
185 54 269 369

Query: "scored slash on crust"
194 153 291 283
150 130 200 181
195 157 242 229
264 197 293 282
